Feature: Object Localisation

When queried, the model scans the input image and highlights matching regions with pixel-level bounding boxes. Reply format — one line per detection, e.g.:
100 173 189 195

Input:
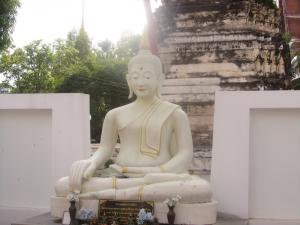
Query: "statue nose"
137 78 146 86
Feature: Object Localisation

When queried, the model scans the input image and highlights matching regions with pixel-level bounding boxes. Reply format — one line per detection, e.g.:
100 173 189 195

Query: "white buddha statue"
54 45 212 204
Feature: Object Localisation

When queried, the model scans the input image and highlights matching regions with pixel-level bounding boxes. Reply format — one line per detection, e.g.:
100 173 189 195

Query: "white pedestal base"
248 219 300 225
51 197 217 224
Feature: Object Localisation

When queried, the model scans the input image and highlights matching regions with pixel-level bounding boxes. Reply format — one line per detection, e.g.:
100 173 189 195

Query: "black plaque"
98 200 154 225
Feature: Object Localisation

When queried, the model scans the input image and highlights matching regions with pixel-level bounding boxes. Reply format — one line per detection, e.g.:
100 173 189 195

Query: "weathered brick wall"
155 0 286 174
280 0 300 52
284 0 300 14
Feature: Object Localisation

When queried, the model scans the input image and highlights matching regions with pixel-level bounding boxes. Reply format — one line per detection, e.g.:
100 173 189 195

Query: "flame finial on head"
139 26 151 51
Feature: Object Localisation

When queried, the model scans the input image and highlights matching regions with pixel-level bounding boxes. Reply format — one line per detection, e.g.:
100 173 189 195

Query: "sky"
12 0 161 47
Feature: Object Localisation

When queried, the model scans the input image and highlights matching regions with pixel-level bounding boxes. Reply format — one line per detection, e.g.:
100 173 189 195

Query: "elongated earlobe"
128 85 133 99
126 75 133 99
156 73 164 98
156 86 161 98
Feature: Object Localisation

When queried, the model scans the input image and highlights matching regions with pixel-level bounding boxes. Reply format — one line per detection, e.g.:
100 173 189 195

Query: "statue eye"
131 73 138 80
144 72 151 79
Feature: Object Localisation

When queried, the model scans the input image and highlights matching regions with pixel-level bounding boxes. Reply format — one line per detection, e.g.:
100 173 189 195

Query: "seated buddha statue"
54 43 212 204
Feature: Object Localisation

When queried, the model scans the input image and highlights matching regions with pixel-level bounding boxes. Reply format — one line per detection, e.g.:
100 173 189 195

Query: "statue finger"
70 162 81 187
70 161 86 191
83 163 96 179
70 161 83 183
74 166 83 190
69 162 79 188
74 161 89 189
109 164 122 173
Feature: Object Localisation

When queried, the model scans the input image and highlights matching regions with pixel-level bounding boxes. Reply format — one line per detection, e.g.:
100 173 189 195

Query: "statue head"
127 49 164 99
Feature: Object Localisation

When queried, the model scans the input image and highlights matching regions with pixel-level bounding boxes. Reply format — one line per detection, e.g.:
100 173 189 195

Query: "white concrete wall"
249 109 300 220
0 94 90 211
0 109 52 208
211 91 300 222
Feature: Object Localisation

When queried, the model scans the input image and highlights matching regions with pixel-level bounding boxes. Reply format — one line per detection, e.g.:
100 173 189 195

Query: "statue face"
128 63 158 98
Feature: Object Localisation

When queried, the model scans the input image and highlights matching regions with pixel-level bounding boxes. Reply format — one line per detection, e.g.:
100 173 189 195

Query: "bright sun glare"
12 0 161 47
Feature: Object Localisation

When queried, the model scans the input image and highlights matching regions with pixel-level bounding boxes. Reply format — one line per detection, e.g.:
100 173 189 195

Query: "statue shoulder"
161 100 180 110
105 103 134 119
164 102 188 120
107 103 132 114
157 100 187 122
161 101 177 106
161 101 184 114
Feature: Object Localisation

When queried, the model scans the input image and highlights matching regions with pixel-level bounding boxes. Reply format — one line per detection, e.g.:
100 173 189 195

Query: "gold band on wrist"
159 165 166 172
122 167 128 173
138 185 144 200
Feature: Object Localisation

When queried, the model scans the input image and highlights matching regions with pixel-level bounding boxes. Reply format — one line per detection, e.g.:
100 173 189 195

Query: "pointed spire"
81 0 85 30
142 0 158 55
139 27 151 50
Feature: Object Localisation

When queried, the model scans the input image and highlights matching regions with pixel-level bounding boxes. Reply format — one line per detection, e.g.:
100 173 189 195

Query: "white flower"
164 195 181 207
67 191 80 202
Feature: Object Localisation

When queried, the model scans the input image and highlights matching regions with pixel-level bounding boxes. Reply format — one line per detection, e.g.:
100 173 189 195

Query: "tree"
57 58 130 142
51 38 81 86
0 0 20 51
0 40 55 93
0 37 86 93
97 39 115 59
0 29 140 142
115 33 141 60
96 33 140 61
66 28 92 60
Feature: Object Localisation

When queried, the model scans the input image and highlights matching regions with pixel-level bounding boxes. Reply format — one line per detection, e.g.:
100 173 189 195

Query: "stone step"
221 77 259 84
169 63 242 77
167 62 257 79
165 34 258 44
162 93 215 103
163 77 221 86
184 103 214 116
165 73 260 80
161 85 220 95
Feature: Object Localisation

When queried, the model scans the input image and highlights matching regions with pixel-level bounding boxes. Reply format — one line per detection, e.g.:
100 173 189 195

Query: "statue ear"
126 74 134 99
156 87 161 98
156 73 164 98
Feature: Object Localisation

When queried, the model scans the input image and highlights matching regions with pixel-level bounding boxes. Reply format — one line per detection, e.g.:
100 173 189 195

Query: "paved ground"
12 213 59 225
11 212 248 225
0 207 48 225
10 212 300 225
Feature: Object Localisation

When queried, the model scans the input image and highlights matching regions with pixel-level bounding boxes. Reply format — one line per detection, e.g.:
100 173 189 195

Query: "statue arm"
86 109 118 177
69 110 118 193
160 108 193 173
